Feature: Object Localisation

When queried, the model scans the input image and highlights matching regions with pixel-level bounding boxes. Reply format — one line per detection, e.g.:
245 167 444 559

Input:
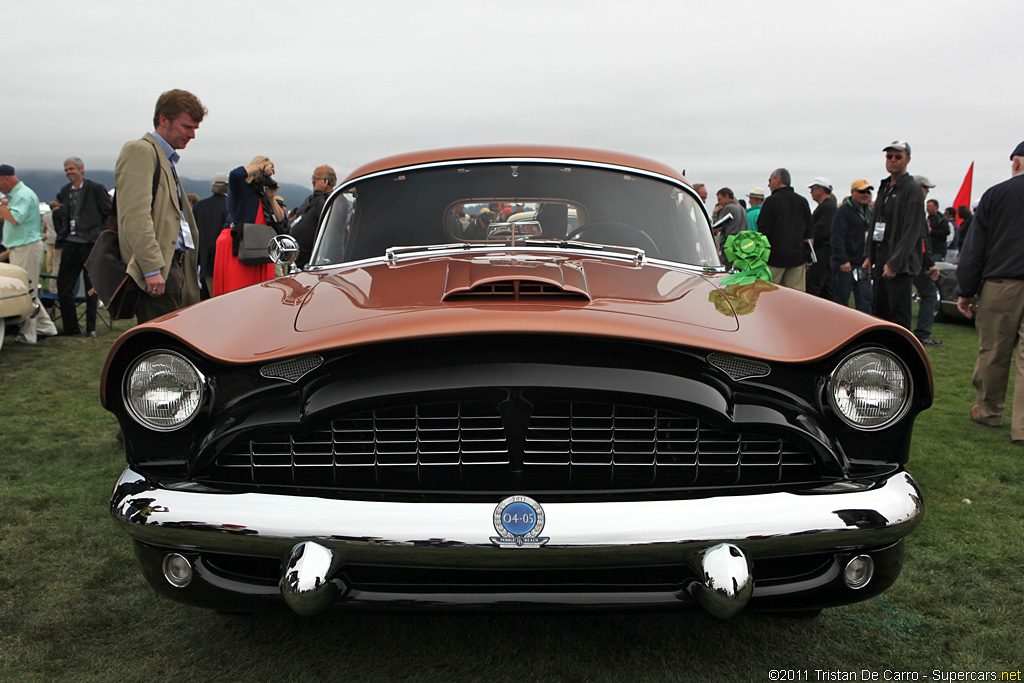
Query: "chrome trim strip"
305 246 724 275
112 469 922 568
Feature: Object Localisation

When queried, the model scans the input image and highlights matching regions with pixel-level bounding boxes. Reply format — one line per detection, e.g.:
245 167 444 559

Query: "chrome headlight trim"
828 348 912 431
123 350 206 432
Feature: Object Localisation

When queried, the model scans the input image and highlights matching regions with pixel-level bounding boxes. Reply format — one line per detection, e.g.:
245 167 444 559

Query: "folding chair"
39 273 113 331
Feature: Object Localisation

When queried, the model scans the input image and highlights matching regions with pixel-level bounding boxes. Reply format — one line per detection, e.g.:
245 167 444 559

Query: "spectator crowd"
2 90 1022 448
702 140 969 348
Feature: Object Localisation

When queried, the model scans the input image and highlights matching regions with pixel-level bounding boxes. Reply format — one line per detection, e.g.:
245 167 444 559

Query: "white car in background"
0 262 35 350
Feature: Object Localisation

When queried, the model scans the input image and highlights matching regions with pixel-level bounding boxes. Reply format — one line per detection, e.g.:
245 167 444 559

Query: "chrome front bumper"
111 468 922 616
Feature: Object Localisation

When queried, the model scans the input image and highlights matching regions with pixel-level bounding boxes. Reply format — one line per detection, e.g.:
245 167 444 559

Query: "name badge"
180 216 195 249
873 222 885 242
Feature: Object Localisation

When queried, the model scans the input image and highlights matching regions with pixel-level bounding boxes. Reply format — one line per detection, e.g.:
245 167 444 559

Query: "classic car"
933 260 971 323
0 261 35 350
106 145 930 619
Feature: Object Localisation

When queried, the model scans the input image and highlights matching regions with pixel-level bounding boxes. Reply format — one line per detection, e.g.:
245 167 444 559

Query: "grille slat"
208 398 820 492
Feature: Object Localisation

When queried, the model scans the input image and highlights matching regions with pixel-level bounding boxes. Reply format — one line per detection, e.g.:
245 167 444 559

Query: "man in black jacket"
956 141 1024 445
926 199 950 261
757 168 813 290
192 172 228 298
830 179 874 313
291 165 336 268
55 157 112 336
806 177 837 300
869 141 926 330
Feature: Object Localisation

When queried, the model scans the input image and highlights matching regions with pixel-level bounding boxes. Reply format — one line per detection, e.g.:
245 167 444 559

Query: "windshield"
312 162 719 268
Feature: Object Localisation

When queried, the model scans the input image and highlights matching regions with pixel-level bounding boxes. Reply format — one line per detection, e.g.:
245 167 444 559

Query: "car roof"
342 144 689 186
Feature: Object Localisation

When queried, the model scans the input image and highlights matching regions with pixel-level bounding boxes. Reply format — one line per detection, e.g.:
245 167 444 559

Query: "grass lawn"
1 312 1022 683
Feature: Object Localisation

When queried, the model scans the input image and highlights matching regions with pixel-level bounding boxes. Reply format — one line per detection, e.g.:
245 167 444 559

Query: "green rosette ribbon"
721 230 772 285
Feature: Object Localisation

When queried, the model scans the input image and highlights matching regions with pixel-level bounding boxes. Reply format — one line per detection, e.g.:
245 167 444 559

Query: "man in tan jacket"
115 89 206 323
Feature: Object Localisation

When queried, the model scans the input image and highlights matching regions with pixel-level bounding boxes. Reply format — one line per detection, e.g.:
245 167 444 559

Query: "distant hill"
15 169 311 211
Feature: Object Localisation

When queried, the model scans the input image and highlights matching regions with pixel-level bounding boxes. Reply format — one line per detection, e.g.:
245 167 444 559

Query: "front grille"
205 398 820 494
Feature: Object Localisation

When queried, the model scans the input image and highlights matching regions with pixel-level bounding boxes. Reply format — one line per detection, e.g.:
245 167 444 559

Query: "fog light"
163 553 193 588
843 555 874 589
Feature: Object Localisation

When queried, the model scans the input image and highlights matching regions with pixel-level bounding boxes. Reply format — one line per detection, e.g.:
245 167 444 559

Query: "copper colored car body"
106 145 930 618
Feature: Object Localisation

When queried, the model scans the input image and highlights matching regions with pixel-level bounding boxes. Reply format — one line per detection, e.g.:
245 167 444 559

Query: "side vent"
445 279 591 302
260 355 324 383
708 353 770 381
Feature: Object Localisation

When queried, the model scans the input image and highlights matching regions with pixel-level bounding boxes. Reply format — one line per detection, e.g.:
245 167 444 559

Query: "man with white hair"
55 156 112 336
956 141 1024 446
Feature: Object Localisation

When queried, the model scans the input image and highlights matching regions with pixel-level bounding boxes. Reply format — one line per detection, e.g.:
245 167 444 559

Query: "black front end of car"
107 327 927 617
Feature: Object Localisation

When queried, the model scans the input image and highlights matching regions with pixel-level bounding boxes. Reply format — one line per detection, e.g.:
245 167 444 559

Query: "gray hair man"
55 156 112 336
756 168 813 290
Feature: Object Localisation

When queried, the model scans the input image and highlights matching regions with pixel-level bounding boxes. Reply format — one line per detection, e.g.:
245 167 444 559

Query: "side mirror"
269 234 299 265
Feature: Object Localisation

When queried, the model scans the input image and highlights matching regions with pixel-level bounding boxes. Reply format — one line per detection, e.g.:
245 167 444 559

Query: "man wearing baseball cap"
831 179 874 313
956 141 1024 446
807 177 837 300
869 141 927 329
0 164 59 343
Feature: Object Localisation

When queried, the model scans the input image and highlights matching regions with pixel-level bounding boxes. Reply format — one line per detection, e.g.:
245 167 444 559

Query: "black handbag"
236 223 277 265
85 230 143 320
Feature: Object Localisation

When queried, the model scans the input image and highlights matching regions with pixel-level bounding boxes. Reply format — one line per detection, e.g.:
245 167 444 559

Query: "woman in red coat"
213 157 287 296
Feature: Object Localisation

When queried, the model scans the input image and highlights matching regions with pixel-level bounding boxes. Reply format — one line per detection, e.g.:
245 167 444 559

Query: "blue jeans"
912 268 939 339
833 266 872 313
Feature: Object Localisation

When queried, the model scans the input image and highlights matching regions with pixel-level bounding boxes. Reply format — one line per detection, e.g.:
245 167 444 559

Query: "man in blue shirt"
0 164 59 343
115 89 206 323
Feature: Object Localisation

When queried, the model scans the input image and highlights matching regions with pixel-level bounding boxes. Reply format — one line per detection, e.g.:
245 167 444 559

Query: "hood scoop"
445 279 591 302
442 258 591 302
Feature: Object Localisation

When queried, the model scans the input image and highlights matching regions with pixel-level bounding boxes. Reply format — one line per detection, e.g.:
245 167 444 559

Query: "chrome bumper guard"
112 468 922 618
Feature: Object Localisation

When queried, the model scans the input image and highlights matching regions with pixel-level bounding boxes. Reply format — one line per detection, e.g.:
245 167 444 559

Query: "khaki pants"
769 264 807 292
9 240 58 343
972 278 1024 440
46 244 61 293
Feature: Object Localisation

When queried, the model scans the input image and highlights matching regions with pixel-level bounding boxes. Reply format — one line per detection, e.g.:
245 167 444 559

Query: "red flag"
952 162 973 226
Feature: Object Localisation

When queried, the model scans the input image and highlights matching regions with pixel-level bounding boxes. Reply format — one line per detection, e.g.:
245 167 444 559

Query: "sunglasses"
854 189 872 194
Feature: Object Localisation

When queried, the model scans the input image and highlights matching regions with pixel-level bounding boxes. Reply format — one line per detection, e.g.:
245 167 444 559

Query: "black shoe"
1013 440 1024 447
57 329 82 337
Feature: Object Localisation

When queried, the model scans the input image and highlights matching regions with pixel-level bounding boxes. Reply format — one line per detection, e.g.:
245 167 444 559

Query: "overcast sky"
6 0 1021 208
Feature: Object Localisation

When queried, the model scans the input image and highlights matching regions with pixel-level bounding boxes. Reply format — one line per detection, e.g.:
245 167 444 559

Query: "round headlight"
124 351 205 431
829 349 911 430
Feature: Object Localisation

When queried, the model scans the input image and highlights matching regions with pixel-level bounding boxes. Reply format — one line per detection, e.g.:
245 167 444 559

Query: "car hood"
115 253 914 365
